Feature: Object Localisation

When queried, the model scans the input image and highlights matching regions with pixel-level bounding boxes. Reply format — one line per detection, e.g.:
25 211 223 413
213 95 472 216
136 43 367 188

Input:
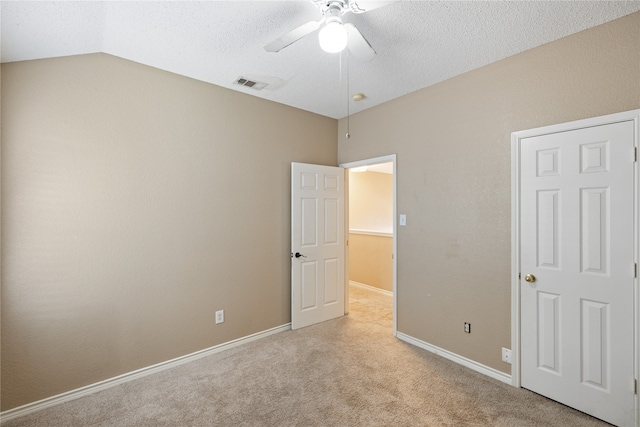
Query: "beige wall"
0 53 337 410
338 13 640 373
348 170 393 233
349 233 393 292
348 170 393 291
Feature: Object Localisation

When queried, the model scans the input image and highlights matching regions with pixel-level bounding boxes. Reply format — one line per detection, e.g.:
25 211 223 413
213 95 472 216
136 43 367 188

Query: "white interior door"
520 120 635 426
291 162 345 330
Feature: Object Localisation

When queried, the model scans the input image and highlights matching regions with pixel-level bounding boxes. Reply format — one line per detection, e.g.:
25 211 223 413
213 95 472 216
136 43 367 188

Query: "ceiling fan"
264 0 393 62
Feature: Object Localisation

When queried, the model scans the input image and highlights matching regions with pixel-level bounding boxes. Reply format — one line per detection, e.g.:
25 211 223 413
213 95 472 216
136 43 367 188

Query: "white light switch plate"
399 214 407 226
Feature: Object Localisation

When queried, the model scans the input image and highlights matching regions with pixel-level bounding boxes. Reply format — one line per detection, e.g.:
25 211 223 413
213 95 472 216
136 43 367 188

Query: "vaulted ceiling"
2 1 639 119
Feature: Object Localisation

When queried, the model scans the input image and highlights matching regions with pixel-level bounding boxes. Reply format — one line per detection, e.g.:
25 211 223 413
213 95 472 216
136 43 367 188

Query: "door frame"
510 110 639 421
340 154 397 336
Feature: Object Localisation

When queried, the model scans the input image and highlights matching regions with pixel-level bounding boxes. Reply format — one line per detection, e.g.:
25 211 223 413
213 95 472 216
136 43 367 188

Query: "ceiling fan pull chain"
346 50 350 139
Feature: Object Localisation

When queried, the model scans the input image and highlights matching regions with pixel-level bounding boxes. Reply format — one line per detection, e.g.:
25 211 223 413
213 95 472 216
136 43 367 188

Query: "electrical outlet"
502 347 512 364
215 310 224 324
464 322 471 333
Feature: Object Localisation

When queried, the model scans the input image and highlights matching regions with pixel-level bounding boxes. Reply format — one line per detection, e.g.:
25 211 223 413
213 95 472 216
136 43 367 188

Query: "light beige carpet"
3 285 608 427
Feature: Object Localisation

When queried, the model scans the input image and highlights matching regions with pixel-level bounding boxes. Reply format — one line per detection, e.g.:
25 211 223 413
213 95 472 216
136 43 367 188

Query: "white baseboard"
396 331 512 385
0 323 291 424
349 280 393 297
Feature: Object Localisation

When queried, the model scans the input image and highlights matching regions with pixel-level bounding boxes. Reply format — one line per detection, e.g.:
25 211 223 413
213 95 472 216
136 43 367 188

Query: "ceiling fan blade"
264 19 324 52
345 23 376 62
348 0 395 14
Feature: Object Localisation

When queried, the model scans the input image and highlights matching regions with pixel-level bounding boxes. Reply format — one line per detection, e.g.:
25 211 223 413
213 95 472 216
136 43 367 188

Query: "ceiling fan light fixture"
318 18 348 53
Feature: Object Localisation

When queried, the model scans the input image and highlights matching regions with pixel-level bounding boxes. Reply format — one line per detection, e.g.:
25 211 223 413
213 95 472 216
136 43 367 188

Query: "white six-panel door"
519 120 636 426
291 163 345 330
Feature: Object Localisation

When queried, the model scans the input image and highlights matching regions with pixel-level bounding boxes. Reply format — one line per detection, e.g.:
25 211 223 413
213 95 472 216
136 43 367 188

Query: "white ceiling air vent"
234 76 268 91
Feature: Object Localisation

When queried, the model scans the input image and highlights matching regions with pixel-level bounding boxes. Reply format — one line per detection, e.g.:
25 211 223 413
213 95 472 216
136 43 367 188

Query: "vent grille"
234 77 268 91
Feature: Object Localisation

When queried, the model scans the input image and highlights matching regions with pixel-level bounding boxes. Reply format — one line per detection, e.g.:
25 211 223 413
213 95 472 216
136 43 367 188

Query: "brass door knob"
524 274 536 283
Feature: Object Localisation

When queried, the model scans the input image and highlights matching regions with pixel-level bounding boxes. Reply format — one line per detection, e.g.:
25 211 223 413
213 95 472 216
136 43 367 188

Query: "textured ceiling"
2 1 639 119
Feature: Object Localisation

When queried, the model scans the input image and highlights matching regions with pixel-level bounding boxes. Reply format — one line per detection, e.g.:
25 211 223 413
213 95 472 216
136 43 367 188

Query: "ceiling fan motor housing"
326 1 346 16
312 0 349 16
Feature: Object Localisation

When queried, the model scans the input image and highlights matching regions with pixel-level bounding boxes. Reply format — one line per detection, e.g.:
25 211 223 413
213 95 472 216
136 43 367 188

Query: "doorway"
341 155 397 335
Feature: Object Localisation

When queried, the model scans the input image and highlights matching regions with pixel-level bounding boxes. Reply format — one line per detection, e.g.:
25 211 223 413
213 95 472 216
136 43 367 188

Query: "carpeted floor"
2 284 608 426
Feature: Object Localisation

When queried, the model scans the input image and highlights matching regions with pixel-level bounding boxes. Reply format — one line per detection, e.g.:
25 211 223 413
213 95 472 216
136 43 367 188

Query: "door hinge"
634 378 638 395
518 272 521 280
635 263 638 278
635 147 638 162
